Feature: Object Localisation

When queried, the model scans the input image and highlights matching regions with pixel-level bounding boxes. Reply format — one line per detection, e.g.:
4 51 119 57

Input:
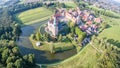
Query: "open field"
64 2 77 8
14 7 53 25
98 15 120 47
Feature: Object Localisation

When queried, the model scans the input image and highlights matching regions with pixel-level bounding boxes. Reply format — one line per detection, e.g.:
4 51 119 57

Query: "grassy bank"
45 38 120 68
14 7 53 26
45 44 98 68
29 37 75 53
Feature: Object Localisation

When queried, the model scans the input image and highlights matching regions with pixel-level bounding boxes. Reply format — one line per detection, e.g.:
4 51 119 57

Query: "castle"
45 7 102 37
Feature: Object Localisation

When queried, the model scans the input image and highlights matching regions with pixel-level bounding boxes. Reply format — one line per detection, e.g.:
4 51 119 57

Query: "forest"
0 8 35 68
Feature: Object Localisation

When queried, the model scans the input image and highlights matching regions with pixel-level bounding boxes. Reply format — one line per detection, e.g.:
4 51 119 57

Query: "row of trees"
9 2 43 14
91 36 120 68
31 31 49 42
75 0 120 18
9 1 66 15
89 6 120 18
67 21 86 43
0 40 35 68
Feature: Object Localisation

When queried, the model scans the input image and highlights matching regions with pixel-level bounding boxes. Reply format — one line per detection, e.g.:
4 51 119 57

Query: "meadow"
98 15 120 47
14 7 53 25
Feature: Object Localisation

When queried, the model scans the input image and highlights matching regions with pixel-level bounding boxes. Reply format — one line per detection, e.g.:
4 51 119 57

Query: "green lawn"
14 7 53 25
98 15 120 47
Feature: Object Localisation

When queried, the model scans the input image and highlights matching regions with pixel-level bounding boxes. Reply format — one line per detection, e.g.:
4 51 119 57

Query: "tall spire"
53 16 56 26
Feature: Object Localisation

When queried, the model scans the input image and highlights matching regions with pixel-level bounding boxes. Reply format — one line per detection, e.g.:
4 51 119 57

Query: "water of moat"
17 20 77 64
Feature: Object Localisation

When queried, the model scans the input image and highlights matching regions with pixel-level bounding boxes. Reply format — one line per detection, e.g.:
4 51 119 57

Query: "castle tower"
52 16 58 37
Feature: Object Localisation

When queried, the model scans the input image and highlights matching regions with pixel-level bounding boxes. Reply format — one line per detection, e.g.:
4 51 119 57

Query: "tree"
69 21 75 28
2 48 9 63
59 3 65 8
58 34 62 42
23 54 35 66
67 33 73 41
28 54 34 65
75 27 86 43
44 33 49 41
36 32 41 41
6 62 14 68
6 57 13 64
15 59 23 68
70 26 75 35
12 47 20 55
30 34 36 40
75 27 81 36
49 44 55 54
12 24 22 40
8 41 16 48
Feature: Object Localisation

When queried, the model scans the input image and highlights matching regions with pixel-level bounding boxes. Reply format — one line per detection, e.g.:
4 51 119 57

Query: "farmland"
14 7 53 25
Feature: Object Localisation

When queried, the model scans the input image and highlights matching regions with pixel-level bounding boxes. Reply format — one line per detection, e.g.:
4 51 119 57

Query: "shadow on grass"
107 39 120 48
18 45 61 64
105 24 111 29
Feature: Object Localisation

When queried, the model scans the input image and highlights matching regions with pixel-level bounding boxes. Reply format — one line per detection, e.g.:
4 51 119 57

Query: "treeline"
0 8 36 68
9 2 66 14
44 2 66 8
9 2 43 14
0 40 35 68
89 6 120 18
0 9 21 41
74 0 120 18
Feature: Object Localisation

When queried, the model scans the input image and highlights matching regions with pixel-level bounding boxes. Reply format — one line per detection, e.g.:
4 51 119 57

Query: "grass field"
65 2 77 8
14 7 53 25
98 15 120 47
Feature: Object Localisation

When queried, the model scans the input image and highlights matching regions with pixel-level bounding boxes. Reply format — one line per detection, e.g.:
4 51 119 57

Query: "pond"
17 20 77 64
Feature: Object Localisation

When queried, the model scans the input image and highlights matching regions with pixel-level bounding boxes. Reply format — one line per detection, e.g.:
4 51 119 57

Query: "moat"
17 20 77 64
